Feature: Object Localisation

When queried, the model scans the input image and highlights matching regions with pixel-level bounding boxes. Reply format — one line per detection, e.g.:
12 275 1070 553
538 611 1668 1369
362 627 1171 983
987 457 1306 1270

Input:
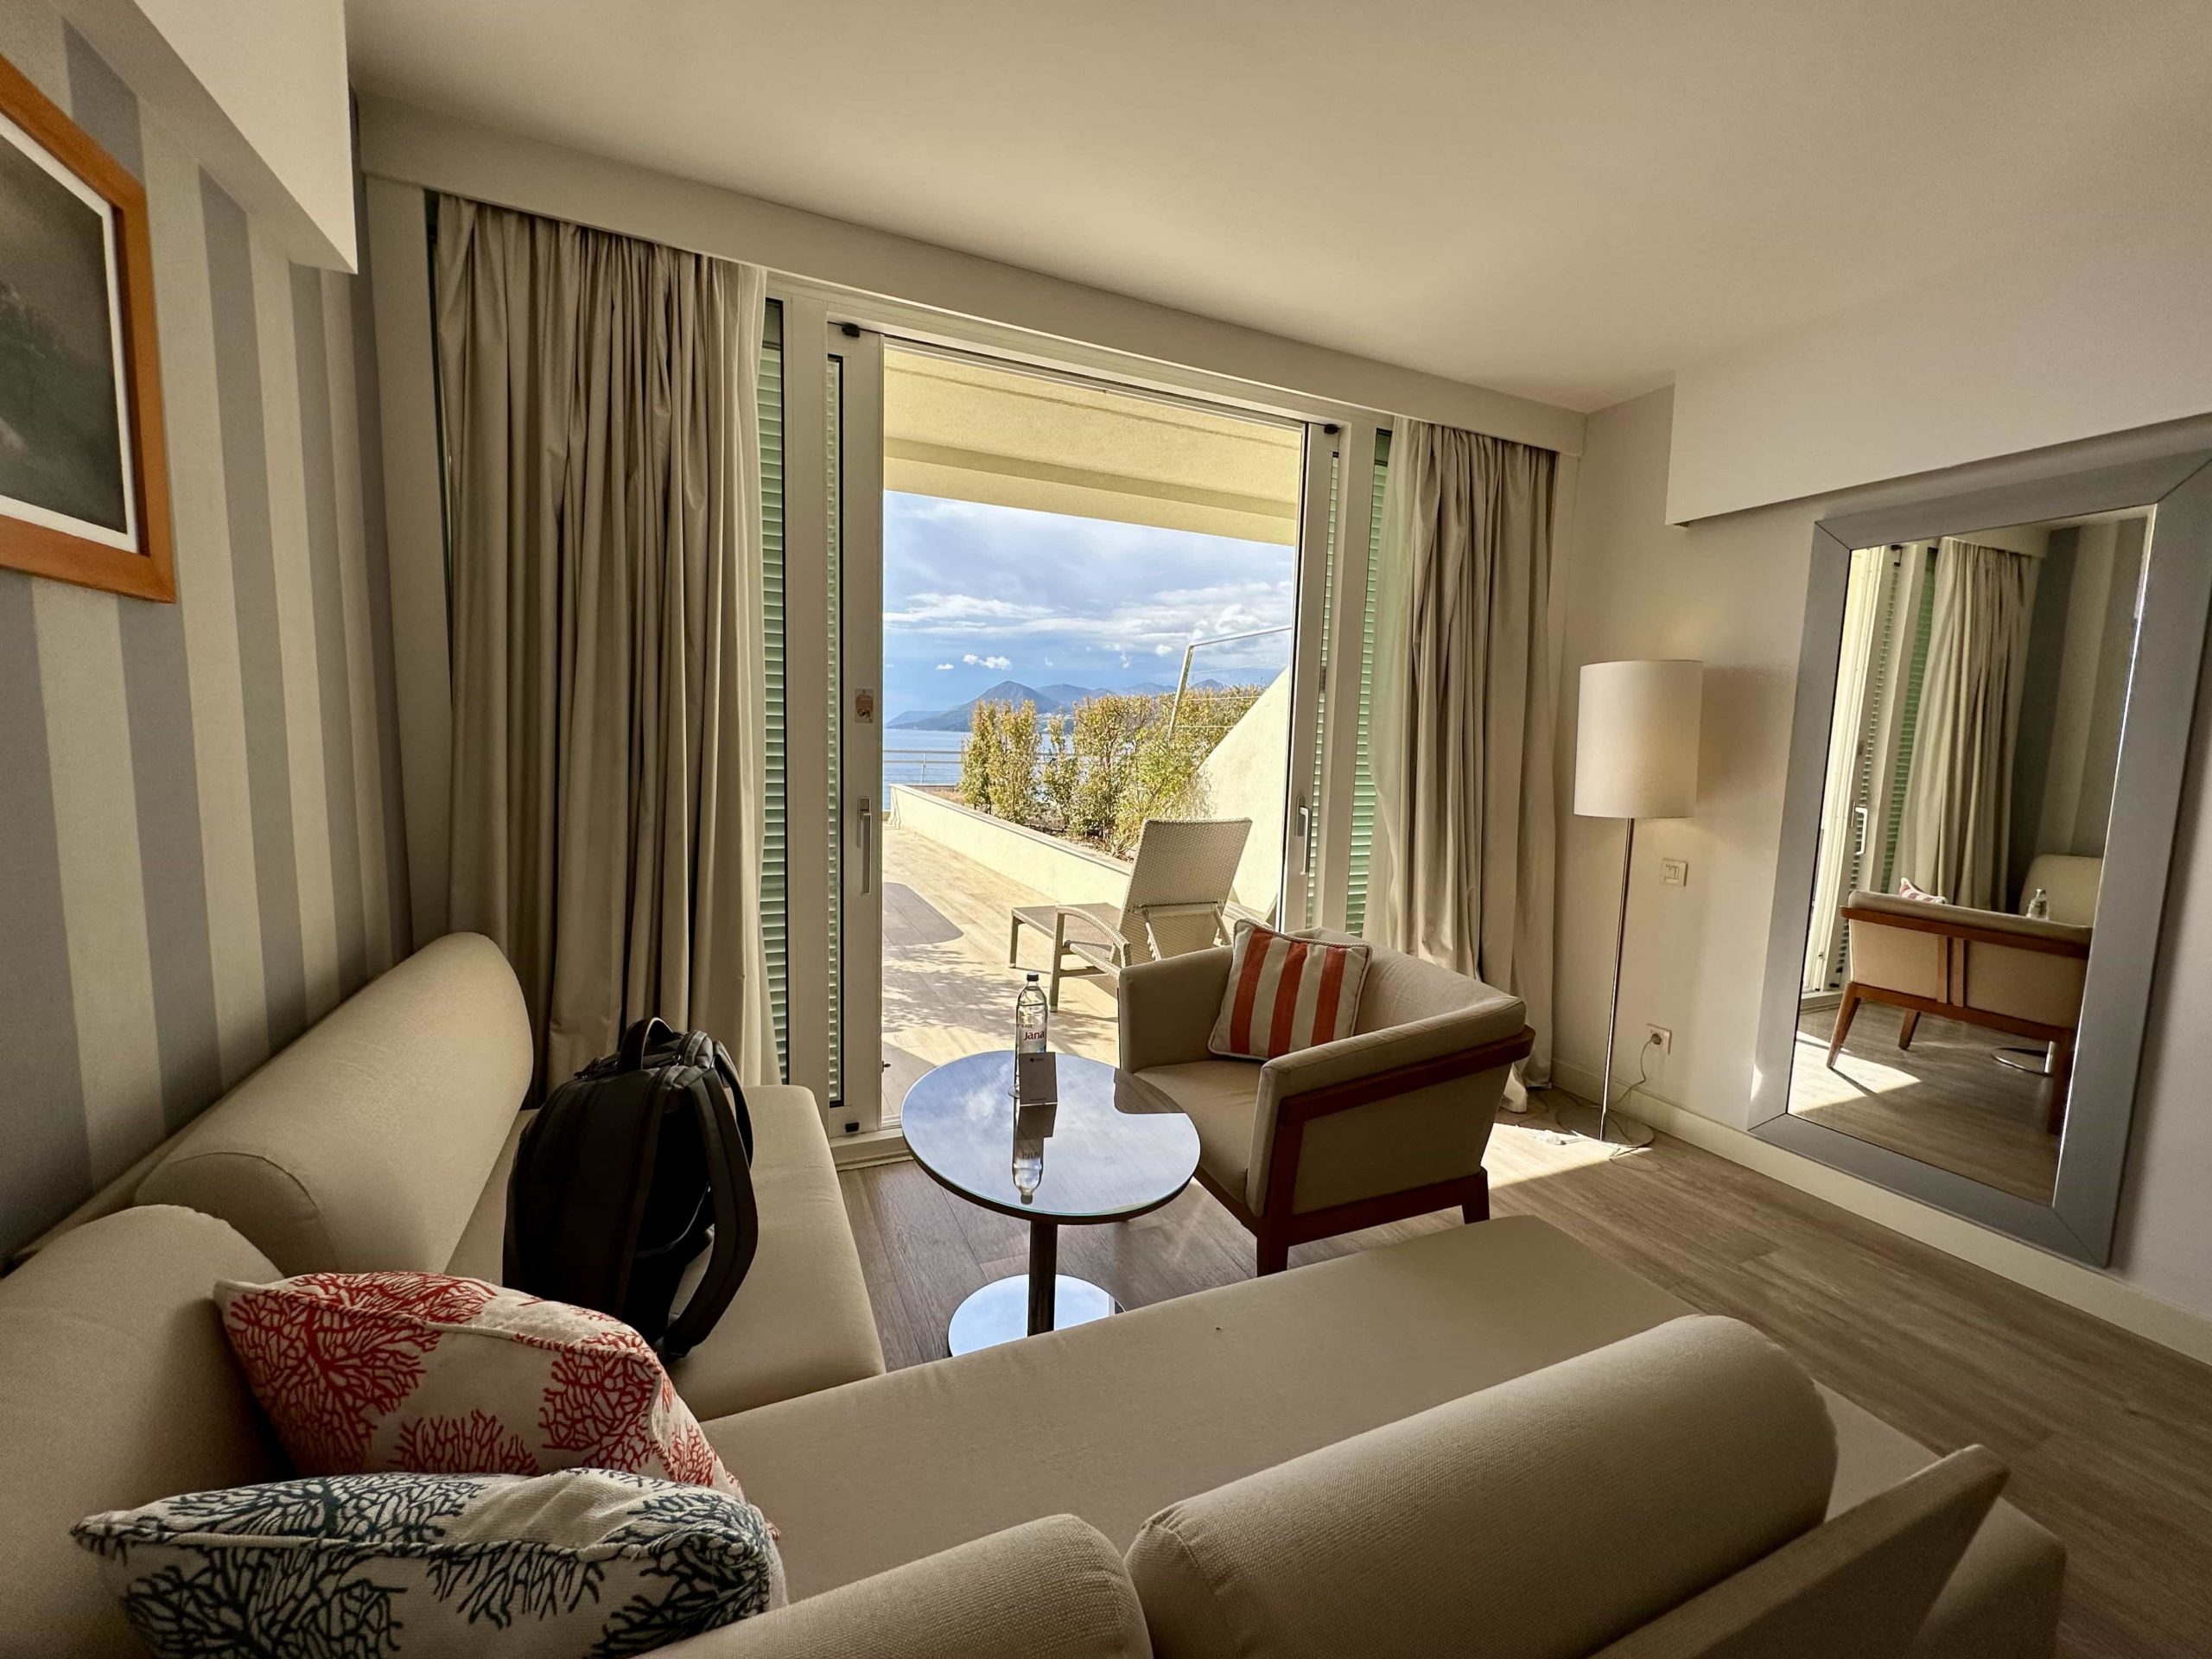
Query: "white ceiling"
346 0 2212 413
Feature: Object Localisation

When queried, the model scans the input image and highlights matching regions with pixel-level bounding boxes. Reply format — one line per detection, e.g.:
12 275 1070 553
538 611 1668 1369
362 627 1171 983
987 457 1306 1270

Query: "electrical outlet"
1643 1024 1673 1056
1660 858 1689 887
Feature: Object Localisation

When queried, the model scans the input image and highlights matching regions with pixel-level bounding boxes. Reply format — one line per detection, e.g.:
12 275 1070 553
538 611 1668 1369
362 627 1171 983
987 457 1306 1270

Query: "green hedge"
957 686 1261 858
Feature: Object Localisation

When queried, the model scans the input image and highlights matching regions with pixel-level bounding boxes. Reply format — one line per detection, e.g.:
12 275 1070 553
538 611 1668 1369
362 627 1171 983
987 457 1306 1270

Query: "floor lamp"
1557 659 1702 1148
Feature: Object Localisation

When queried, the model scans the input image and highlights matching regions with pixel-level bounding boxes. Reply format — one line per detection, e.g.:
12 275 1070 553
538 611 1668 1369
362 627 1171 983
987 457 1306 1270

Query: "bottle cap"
1026 972 1039 982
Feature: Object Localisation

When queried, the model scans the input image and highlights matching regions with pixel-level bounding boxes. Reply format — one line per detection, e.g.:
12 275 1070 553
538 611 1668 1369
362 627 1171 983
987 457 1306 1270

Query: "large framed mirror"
1751 434 2212 1263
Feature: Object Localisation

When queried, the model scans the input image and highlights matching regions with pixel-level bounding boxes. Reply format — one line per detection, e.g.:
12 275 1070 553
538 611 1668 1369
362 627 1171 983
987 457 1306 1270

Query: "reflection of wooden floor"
880 820 1121 1123
1790 1001 2060 1204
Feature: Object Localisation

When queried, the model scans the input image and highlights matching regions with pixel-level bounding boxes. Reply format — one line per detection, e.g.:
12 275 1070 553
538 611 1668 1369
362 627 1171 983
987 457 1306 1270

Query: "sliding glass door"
773 296 1384 1141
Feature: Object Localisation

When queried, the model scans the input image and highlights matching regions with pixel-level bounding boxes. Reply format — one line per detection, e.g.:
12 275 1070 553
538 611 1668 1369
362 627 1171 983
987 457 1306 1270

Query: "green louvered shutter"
1342 427 1389 936
758 302 789 1076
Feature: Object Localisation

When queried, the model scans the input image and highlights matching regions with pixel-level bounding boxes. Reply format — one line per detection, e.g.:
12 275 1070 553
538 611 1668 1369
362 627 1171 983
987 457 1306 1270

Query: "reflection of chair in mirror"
1829 890 2092 1135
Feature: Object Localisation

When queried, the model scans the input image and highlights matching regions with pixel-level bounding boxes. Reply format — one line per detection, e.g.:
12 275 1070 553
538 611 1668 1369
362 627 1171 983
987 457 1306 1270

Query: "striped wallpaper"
0 1 410 1255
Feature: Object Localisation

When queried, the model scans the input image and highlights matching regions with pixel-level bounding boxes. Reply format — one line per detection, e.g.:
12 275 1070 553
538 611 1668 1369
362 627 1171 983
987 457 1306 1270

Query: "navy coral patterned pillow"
213 1272 737 1494
74 1469 783 1657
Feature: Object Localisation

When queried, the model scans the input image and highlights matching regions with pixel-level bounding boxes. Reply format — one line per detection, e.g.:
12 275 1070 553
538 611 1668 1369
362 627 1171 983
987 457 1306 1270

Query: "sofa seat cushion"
0 1207 285 1659
134 932 532 1274
1128 1062 1259 1200
702 1217 2061 1659
448 1084 886 1420
705 1217 1681 1599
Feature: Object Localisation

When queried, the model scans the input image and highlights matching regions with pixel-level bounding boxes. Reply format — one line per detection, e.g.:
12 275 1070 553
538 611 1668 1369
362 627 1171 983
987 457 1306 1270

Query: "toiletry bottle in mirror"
2026 887 2050 920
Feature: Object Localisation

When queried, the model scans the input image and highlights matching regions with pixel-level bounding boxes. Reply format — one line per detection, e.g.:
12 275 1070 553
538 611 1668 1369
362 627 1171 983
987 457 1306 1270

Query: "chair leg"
1255 1230 1289 1276
2046 1038 2075 1135
1047 916 1067 1009
1827 987 1863 1066
1007 913 1024 969
1461 1168 1491 1225
1897 1009 1921 1051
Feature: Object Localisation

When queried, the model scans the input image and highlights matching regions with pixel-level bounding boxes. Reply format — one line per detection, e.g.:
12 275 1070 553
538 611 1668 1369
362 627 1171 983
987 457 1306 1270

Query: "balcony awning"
883 350 1303 547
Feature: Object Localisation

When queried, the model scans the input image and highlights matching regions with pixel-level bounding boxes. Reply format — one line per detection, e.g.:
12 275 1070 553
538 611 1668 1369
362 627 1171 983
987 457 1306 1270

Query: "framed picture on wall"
0 50 172 601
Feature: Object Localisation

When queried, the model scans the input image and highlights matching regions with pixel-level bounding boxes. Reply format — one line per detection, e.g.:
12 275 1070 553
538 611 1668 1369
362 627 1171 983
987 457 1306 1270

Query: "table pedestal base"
947 1273 1116 1354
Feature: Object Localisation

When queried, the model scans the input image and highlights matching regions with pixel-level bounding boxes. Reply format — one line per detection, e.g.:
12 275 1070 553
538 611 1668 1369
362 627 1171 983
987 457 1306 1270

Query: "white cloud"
934 662 954 671
963 652 1013 671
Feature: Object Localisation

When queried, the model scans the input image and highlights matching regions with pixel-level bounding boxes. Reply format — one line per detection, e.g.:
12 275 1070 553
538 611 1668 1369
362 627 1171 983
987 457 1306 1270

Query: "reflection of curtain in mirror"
1896 539 2036 909
1803 548 1890 993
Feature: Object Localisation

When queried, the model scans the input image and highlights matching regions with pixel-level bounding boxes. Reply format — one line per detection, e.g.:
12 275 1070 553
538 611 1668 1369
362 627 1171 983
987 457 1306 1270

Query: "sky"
882 492 1296 721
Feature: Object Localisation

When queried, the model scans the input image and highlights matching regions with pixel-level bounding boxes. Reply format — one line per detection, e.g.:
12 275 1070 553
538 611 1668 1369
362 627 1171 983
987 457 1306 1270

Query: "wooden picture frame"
0 50 173 601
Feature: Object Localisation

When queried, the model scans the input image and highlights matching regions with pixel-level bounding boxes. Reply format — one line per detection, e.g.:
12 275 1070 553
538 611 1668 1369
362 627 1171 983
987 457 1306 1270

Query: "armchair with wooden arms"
1118 932 1535 1275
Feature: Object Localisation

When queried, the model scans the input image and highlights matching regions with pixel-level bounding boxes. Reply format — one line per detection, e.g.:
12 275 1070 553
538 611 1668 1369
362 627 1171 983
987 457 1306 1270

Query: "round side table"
900 1050 1198 1354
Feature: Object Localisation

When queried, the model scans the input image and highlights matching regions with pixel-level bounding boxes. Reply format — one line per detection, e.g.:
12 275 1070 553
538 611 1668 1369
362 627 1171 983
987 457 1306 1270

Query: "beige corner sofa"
0 934 2066 1657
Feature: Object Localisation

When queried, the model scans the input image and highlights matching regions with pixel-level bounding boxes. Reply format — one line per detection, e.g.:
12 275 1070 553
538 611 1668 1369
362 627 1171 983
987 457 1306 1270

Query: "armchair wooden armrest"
1218 1006 1532 1275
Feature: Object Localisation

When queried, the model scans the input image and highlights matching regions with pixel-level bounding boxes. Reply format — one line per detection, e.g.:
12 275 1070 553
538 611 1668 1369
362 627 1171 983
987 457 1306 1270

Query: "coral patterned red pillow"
213 1272 740 1496
1208 920 1370 1061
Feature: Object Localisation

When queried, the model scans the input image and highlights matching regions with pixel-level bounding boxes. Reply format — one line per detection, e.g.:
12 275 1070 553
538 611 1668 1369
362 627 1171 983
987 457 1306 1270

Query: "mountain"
888 677 1233 731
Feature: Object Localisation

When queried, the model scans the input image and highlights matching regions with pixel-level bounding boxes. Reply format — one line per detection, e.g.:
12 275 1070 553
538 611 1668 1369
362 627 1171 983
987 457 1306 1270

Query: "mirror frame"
1750 429 2212 1264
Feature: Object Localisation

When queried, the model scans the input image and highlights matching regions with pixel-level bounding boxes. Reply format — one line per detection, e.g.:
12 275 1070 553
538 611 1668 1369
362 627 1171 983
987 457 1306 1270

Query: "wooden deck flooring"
853 820 2212 1657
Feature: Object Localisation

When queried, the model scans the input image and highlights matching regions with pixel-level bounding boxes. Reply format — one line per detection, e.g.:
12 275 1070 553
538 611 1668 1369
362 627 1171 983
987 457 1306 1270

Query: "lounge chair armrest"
1258 995 1529 1108
1118 947 1234 1071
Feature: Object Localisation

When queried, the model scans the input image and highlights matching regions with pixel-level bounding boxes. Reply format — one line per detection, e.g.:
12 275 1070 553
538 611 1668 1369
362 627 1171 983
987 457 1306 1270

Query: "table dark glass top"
900 1050 1199 1223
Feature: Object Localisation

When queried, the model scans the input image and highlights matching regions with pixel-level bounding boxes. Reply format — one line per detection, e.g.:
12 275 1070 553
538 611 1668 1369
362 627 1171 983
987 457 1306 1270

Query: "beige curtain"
436 196 775 1090
1896 538 2036 911
1367 417 1559 1093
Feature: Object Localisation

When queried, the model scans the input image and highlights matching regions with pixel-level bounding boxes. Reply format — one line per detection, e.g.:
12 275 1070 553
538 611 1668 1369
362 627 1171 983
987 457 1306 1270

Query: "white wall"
1667 211 2212 524
353 97 1583 457
54 0 354 267
1556 385 2212 1354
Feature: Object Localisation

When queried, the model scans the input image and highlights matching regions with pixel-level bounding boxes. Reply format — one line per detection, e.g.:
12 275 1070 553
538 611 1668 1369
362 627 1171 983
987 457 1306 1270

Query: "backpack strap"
618 1016 679 1071
659 1070 760 1362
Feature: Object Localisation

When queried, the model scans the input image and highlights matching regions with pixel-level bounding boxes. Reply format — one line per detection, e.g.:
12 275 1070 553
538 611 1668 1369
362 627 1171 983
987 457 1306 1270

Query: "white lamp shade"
1574 659 1702 819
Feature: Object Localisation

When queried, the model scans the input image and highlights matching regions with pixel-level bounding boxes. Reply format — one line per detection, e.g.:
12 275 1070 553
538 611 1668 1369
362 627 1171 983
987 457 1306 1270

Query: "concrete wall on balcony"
1193 670 1291 915
890 785 1131 908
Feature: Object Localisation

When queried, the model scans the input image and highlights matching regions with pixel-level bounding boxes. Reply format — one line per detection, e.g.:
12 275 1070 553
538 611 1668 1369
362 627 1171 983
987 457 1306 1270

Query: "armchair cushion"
1207 922 1370 1061
1133 1063 1262 1201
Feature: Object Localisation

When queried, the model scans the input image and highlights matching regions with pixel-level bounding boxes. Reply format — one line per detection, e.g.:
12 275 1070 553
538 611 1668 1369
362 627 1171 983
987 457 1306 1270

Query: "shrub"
957 683 1264 858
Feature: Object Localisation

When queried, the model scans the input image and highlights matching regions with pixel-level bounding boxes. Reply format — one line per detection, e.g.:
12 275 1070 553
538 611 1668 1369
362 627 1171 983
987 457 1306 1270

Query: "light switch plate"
1660 858 1689 887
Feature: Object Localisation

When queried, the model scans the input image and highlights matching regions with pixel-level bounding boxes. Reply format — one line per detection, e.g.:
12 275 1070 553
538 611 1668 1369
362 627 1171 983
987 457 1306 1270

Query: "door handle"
857 796 873 894
1296 798 1313 875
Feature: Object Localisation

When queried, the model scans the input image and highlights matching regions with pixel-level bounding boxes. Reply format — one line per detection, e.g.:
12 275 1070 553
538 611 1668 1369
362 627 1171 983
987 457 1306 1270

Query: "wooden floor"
1791 1001 2061 1203
846 827 2211 1656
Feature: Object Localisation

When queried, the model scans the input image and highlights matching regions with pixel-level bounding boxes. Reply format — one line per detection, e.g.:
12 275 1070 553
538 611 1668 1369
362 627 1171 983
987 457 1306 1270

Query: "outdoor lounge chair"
1007 817 1252 1007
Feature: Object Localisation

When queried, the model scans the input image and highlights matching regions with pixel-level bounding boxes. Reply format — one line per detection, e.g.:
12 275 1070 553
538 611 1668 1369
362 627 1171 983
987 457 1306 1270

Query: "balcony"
881 809 1122 1122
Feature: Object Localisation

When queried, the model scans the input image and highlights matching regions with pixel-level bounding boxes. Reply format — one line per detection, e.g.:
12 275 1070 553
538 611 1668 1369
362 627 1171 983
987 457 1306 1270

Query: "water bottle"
2025 887 2050 921
1015 973 1049 1054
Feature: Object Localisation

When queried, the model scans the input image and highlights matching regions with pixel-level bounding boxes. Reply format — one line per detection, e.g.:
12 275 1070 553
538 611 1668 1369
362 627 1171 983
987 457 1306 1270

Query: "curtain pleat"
437 196 774 1090
1367 417 1559 1092
1897 538 2037 912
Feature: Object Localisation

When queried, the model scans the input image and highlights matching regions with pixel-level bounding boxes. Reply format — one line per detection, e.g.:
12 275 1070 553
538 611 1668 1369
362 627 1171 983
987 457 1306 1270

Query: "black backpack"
503 1017 758 1360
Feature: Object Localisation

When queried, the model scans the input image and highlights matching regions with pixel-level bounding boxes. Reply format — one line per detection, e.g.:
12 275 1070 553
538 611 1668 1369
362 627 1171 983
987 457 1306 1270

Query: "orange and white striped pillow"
1207 921 1370 1061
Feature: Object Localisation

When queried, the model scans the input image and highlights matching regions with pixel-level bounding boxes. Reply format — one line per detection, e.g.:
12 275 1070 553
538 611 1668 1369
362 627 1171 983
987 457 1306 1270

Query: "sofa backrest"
1126 1315 1838 1659
134 931 533 1274
0 1206 283 1657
